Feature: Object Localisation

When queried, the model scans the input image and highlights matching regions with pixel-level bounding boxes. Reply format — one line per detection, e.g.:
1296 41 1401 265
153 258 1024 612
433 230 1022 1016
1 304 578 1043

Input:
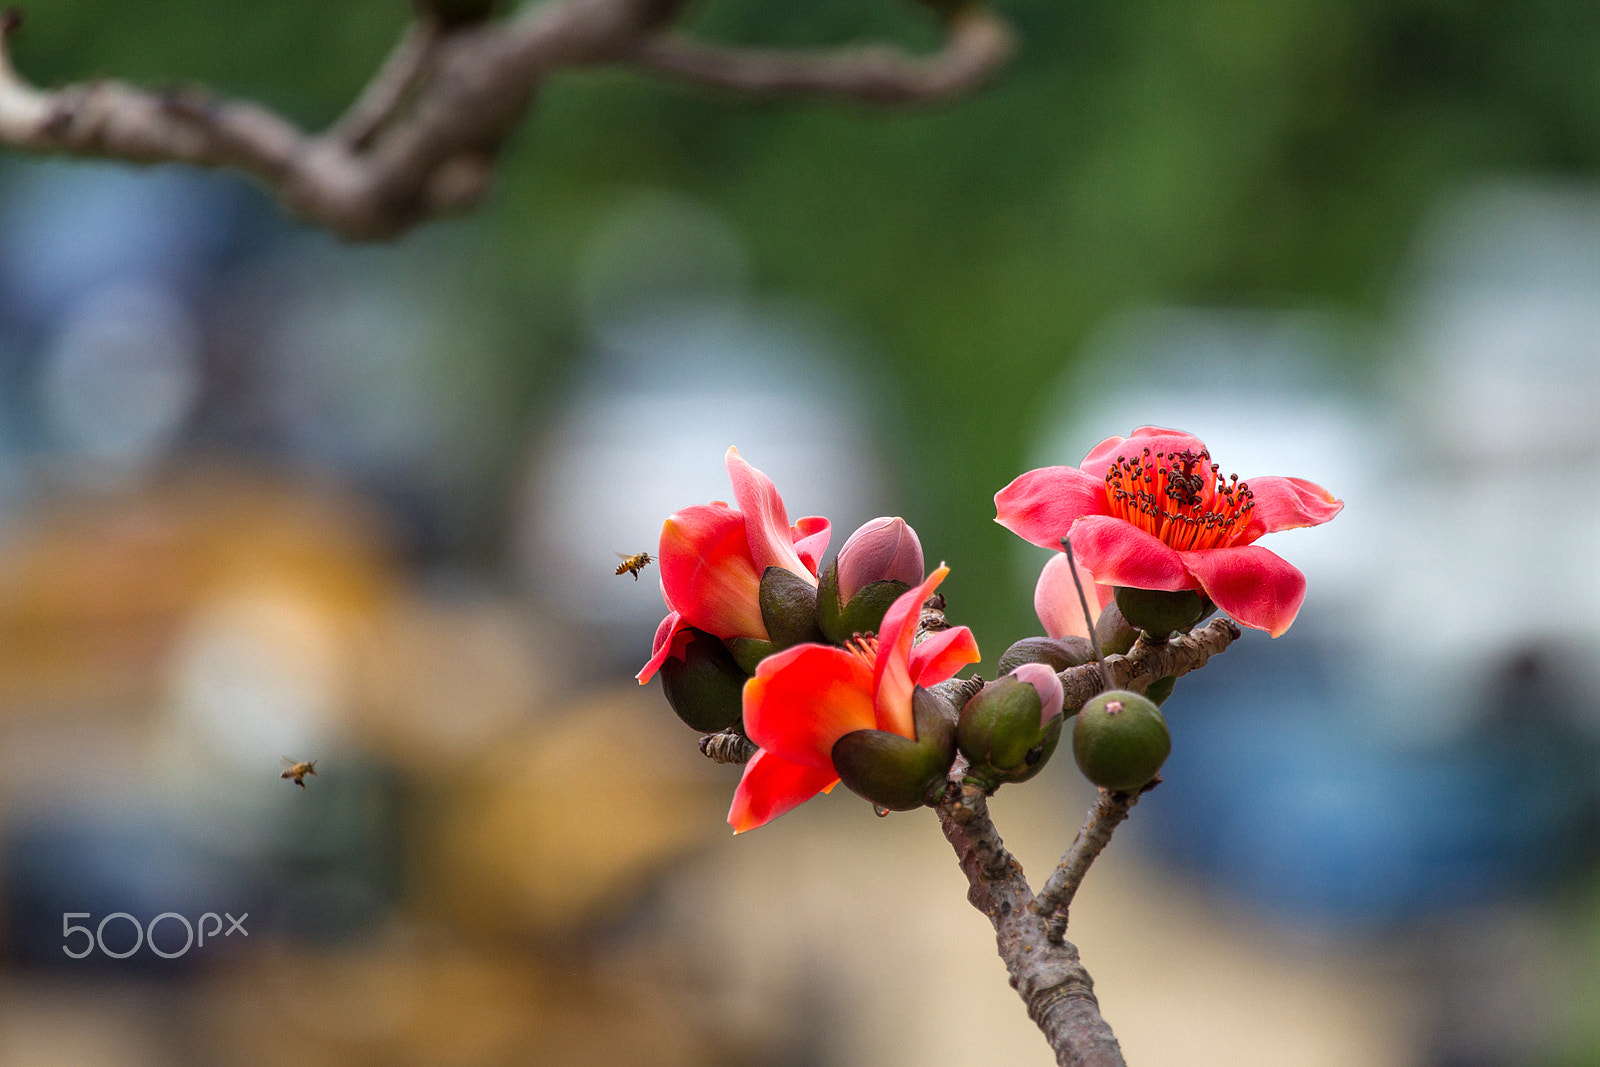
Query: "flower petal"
744 643 877 770
728 749 840 833
907 624 980 689
1181 545 1307 637
636 610 689 684
790 515 832 577
993 465 1109 549
872 566 949 738
1033 552 1109 639
1078 426 1210 481
658 503 768 640
1069 515 1197 592
1244 475 1344 536
726 447 815 584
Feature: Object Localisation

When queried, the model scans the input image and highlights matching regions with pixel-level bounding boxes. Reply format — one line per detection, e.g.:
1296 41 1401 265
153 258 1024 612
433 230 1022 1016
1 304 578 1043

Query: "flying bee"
280 757 317 789
614 551 653 581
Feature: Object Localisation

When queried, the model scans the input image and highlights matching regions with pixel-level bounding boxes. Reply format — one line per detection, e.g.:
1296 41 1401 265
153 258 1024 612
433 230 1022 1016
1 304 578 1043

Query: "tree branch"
1059 616 1243 713
1033 784 1151 943
0 0 1017 239
936 779 1126 1067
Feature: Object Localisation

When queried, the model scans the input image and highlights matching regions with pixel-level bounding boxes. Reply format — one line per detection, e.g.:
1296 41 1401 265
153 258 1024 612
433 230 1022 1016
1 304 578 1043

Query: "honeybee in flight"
614 551 653 581
280 757 318 789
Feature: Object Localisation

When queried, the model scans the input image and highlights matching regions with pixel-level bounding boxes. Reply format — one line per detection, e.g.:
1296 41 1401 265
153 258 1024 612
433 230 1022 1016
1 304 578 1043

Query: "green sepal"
839 579 911 640
1112 587 1215 640
724 637 777 674
957 676 1063 787
659 628 747 733
996 635 1093 676
758 567 824 649
1072 689 1171 793
1145 675 1177 706
1093 600 1139 656
830 688 957 811
817 557 847 643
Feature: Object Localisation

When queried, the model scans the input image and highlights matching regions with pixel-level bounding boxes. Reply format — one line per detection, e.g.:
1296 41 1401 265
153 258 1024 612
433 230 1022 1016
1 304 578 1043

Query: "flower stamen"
845 633 880 669
1104 447 1255 551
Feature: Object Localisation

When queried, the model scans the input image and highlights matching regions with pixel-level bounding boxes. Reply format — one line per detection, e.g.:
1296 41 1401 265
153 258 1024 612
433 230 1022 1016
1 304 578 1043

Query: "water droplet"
873 805 891 818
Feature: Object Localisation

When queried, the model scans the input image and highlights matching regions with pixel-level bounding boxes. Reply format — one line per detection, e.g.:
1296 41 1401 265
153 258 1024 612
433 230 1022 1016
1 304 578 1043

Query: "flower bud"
1145 675 1177 706
759 566 825 650
659 628 747 733
956 664 1065 788
837 517 924 603
1112 587 1215 640
1072 689 1170 793
830 688 957 811
816 557 912 646
996 635 1093 676
1093 600 1139 656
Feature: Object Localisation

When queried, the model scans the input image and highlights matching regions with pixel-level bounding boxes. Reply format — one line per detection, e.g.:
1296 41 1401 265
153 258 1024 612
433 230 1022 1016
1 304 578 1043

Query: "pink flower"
637 448 831 683
1032 553 1113 641
995 427 1342 637
728 566 980 833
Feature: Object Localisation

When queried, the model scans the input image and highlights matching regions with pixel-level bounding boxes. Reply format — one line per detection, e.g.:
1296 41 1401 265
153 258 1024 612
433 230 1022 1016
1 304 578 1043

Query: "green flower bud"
1093 600 1139 656
659 628 747 733
759 566 825 650
724 637 776 674
830 688 957 811
996 635 1094 676
817 557 910 645
1145 675 1177 706
1112 587 1215 640
956 664 1065 788
1072 689 1170 793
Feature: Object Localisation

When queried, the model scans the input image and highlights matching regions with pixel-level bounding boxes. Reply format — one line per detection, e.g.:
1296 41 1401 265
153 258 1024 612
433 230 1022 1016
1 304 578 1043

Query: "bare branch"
0 0 1018 240
629 8 1017 104
1060 616 1243 713
1034 784 1153 943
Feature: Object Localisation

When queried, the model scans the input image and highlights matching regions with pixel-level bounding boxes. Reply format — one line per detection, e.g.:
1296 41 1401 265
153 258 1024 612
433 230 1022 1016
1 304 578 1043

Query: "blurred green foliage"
9 0 1600 649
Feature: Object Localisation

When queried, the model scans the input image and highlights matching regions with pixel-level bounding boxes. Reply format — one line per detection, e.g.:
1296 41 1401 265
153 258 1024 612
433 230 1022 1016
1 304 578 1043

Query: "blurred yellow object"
418 686 724 939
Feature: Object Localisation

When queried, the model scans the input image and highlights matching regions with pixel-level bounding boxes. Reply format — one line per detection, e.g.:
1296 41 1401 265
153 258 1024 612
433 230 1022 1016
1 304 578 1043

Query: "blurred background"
0 0 1597 1063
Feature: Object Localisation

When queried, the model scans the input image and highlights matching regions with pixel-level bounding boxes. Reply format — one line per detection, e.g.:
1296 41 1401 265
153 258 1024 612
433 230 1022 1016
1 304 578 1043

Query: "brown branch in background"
698 729 755 764
937 780 1126 1067
0 0 1016 240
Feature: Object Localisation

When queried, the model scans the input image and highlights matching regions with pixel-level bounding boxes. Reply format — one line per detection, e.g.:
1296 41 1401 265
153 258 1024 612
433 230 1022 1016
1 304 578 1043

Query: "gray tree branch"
0 0 1015 239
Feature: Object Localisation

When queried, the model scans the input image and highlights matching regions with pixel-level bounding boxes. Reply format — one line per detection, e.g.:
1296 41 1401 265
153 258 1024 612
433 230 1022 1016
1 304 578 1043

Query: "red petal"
1078 427 1210 481
1181 545 1307 637
743 643 877 770
1033 552 1104 639
1069 515 1197 592
658 503 768 640
1244 476 1344 536
993 465 1108 550
871 567 949 738
636 610 688 684
908 625 980 689
728 749 840 833
726 447 814 584
790 515 832 577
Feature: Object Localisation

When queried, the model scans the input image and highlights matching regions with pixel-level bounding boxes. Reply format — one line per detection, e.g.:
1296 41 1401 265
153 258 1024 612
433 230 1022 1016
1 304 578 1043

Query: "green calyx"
1145 675 1177 706
1072 689 1170 793
1093 600 1139 656
956 676 1063 788
1112 587 1215 640
724 637 777 674
659 628 748 733
759 567 825 650
817 558 910 645
831 688 957 812
996 635 1094 676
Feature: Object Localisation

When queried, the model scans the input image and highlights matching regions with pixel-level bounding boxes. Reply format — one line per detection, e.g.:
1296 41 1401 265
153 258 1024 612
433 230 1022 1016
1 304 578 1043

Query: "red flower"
728 566 979 833
1033 552 1113 641
637 448 830 683
995 426 1342 637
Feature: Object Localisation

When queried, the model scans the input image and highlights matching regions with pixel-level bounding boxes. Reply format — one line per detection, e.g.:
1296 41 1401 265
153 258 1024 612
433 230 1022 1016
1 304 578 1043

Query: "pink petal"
872 566 950 739
1069 515 1197 592
1244 475 1344 536
1181 545 1307 637
790 515 832 577
1078 426 1210 481
1033 552 1105 639
743 643 878 770
725 447 814 585
907 624 980 690
1011 662 1065 726
658 503 768 641
993 465 1109 549
636 610 688 684
728 749 841 833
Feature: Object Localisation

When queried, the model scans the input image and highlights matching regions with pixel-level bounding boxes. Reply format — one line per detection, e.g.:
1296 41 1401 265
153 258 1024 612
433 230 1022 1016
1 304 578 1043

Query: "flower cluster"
641 430 1339 831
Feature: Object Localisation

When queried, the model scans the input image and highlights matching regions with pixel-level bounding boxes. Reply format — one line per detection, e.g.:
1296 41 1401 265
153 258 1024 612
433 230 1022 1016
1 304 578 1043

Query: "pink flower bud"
1010 662 1065 727
836 517 924 604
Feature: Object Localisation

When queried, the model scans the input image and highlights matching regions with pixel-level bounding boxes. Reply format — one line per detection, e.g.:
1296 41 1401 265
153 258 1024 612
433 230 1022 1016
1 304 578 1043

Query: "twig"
1059 616 1241 713
1034 785 1152 943
0 0 1017 239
